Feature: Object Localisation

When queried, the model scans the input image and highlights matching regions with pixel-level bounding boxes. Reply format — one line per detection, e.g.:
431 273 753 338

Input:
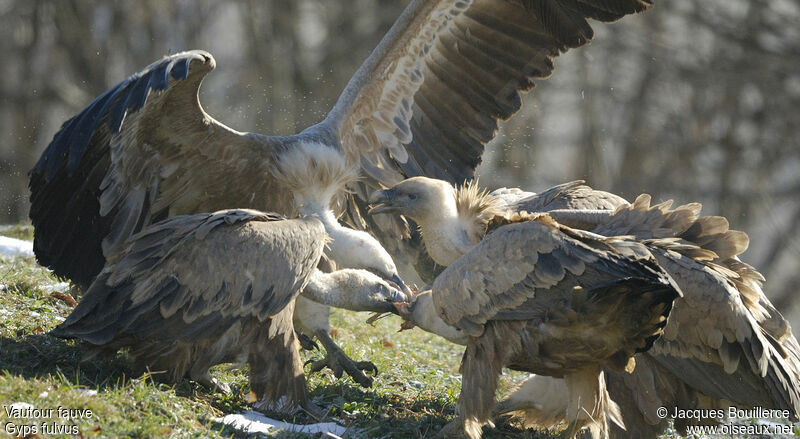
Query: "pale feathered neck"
271 140 358 215
417 180 504 266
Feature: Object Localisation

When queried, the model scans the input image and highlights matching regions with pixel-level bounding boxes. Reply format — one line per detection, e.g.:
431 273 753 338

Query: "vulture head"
369 176 501 267
368 176 455 220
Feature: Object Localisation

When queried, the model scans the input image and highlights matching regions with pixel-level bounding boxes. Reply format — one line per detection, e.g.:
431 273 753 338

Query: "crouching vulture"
369 176 800 437
51 208 406 414
28 0 655 386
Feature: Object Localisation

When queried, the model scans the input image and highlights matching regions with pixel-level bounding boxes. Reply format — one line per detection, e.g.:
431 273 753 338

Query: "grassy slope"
0 225 555 438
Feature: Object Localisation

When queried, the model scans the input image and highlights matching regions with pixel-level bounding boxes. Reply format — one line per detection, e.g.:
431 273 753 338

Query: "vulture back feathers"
50 208 391 412
495 191 800 437
369 176 800 437
593 195 800 436
417 214 681 438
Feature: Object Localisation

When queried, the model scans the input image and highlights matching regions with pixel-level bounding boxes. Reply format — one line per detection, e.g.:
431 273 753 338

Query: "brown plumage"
29 0 654 389
369 176 800 437
405 213 680 438
28 0 654 292
50 209 405 413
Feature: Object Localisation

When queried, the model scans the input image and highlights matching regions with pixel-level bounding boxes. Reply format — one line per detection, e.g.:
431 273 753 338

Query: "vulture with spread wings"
29 0 654 385
51 209 405 414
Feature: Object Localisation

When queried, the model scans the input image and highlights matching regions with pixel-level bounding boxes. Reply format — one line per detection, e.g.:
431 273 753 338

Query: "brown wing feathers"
51 210 314 348
29 52 215 288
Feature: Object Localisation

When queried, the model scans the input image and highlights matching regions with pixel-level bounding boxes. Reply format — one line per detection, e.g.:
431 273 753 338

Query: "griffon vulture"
391 210 680 438
28 0 654 384
51 208 406 414
369 176 800 437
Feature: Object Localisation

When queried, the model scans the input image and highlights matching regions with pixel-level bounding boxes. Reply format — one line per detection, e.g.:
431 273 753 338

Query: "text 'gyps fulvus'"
28 0 654 385
369 176 800 438
51 208 406 415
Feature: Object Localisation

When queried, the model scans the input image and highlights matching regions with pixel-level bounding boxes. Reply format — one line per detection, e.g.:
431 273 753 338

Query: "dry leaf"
51 291 77 307
399 321 416 332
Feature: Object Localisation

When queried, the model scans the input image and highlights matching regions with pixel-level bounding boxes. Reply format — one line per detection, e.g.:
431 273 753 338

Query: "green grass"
0 227 556 438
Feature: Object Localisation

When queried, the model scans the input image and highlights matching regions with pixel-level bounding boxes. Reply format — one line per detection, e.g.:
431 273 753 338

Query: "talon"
354 361 379 376
297 332 319 351
399 320 416 331
308 330 377 388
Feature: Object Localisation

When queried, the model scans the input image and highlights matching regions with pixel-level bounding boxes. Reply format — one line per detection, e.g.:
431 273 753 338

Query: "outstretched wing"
324 0 653 187
430 217 677 343
318 0 652 267
29 51 293 288
51 209 325 346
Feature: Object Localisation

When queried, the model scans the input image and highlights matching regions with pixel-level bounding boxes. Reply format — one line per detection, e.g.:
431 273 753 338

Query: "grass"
0 225 556 438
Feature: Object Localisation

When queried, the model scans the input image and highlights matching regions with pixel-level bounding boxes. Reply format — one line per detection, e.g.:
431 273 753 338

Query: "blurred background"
1 0 799 320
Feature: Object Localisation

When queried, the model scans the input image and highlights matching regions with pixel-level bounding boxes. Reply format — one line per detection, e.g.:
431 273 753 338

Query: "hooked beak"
391 273 413 297
368 189 401 214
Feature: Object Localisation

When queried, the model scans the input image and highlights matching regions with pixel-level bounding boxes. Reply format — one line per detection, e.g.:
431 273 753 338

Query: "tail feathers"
598 194 750 263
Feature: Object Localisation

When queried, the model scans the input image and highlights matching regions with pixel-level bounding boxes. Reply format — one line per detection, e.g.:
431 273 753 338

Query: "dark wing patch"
29 51 286 288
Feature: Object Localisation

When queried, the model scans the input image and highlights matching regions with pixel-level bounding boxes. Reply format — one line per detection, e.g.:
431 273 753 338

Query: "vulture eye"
408 194 418 200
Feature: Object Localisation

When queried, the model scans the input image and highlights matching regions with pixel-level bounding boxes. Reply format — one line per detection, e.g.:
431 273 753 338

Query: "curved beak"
391 273 413 297
368 189 399 214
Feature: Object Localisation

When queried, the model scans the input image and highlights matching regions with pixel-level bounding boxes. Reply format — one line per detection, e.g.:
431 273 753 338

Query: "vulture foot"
297 332 319 351
306 329 377 388
434 418 479 439
194 375 232 395
302 401 326 420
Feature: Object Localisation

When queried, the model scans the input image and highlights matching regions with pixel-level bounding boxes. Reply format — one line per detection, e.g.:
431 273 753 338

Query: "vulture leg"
307 328 378 388
187 321 243 394
563 367 622 439
294 296 378 388
439 326 509 439
249 305 311 416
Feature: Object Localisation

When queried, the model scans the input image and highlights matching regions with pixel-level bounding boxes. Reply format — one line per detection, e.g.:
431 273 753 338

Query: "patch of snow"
38 391 49 398
0 308 11 316
408 380 424 389
214 410 348 436
42 282 70 293
75 389 98 396
0 236 34 258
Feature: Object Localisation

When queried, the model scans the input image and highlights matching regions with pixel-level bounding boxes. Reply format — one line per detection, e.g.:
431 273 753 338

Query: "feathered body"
51 209 405 411
440 215 680 439
51 210 320 411
374 182 682 438
370 176 800 438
